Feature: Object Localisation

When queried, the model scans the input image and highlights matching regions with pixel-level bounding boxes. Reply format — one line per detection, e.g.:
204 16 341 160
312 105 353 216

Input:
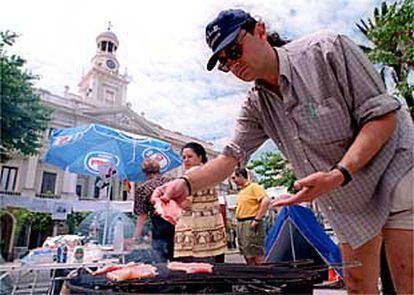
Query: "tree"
0 31 52 162
356 0 414 118
67 212 90 234
247 152 297 193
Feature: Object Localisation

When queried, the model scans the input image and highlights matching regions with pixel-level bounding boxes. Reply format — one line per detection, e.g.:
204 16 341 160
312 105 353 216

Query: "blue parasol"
44 124 182 181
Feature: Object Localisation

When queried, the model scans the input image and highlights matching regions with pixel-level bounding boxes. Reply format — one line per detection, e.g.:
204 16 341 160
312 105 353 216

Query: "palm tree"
356 0 414 117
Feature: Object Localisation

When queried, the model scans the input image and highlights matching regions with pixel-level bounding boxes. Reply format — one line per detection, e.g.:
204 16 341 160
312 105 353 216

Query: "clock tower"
78 26 129 106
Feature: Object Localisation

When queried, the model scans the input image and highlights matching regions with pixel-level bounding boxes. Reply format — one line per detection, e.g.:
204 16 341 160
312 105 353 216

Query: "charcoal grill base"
67 281 314 294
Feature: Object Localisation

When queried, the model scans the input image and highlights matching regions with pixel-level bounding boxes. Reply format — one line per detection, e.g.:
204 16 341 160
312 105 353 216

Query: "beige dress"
174 186 227 258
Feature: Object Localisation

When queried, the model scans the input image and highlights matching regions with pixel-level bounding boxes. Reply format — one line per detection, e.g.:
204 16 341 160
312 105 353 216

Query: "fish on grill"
153 198 182 224
106 263 158 281
92 264 123 275
67 262 325 294
93 262 137 275
167 261 213 274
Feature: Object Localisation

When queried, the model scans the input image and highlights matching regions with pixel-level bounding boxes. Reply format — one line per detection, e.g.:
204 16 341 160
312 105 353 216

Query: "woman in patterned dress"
173 142 227 263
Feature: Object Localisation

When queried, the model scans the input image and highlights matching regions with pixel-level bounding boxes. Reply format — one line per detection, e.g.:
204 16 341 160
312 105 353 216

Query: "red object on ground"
328 268 339 282
154 198 183 225
167 261 214 274
106 263 158 281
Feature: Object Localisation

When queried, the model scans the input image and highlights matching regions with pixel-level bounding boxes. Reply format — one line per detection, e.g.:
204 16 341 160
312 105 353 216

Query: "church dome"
96 31 119 47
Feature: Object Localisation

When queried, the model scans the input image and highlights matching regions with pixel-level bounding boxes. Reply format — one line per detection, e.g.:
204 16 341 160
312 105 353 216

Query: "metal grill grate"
67 262 323 294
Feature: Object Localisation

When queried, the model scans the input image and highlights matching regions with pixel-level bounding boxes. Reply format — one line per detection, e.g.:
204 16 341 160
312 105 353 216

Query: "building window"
0 166 18 192
40 172 57 195
76 184 82 198
105 89 115 102
108 42 113 53
101 41 107 51
94 184 100 198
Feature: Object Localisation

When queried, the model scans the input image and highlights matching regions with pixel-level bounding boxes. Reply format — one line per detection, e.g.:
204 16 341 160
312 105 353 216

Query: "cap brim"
206 28 241 71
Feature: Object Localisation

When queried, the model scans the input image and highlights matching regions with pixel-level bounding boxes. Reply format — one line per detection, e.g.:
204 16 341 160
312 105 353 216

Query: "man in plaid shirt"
152 9 414 293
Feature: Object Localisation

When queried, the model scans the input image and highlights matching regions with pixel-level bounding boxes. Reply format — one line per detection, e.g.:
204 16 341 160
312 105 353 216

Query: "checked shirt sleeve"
222 91 269 164
328 34 401 127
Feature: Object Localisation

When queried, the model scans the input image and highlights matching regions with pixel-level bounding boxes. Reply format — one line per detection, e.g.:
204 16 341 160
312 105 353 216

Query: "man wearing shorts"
232 167 270 265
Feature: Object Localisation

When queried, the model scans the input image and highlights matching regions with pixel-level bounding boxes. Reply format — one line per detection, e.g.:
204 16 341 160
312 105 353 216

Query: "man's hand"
124 238 137 251
151 178 190 207
250 220 260 229
271 170 344 207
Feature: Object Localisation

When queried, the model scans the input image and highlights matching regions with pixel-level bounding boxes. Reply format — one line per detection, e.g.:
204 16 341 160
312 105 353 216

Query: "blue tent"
265 205 342 277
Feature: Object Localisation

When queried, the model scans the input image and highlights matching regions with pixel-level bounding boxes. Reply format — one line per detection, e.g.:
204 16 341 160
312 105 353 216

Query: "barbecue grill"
66 261 324 294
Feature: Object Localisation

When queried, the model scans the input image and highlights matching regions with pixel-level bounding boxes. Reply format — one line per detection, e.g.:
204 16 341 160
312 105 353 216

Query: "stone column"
21 155 39 197
86 176 95 199
52 221 59 236
113 179 120 201
61 169 77 200
129 182 135 200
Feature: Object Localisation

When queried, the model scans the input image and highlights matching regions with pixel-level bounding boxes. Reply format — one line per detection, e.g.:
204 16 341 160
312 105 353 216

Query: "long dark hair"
242 16 290 47
181 142 208 164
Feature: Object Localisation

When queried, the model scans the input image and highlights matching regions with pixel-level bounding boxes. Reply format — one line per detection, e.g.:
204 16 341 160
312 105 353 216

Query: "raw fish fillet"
92 264 123 275
167 261 213 274
154 198 183 225
106 263 158 281
93 262 136 275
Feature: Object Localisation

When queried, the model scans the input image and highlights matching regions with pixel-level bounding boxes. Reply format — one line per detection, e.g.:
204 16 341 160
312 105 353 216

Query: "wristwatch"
330 164 352 186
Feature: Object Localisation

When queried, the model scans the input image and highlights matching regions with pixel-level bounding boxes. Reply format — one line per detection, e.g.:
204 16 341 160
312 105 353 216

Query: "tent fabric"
265 205 342 277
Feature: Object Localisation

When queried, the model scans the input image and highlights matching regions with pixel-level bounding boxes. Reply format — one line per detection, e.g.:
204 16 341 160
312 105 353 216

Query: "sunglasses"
218 31 248 72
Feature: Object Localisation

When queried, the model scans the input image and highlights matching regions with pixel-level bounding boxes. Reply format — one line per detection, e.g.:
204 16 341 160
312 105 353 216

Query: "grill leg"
11 269 21 295
30 270 39 295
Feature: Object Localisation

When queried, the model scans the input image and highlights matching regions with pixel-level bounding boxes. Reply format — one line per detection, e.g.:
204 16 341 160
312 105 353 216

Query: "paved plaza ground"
225 249 246 263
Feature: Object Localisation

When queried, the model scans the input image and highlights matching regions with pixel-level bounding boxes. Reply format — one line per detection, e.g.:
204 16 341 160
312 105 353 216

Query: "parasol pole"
102 180 112 245
101 163 115 245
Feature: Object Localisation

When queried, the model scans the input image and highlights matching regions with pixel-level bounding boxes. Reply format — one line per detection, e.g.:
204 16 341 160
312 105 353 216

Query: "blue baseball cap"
205 9 253 71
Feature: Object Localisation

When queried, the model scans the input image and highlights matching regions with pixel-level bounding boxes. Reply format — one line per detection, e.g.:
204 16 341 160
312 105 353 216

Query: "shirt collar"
241 180 251 189
254 47 291 89
276 47 292 84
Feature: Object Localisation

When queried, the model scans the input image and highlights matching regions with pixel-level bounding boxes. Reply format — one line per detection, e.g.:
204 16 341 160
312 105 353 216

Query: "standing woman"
174 142 227 263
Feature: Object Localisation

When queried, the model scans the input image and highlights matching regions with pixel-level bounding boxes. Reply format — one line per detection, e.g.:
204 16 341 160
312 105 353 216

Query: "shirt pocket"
291 96 353 145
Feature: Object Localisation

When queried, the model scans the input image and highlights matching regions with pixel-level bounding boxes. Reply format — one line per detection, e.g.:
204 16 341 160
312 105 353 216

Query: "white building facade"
0 29 229 259
1 28 219 202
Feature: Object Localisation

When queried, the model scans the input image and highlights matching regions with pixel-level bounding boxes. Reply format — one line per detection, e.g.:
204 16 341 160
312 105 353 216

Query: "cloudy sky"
3 0 382 155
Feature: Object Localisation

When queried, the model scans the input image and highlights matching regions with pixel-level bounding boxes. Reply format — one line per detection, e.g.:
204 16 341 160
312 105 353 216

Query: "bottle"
57 244 68 263
73 246 84 263
113 217 124 252
89 216 99 243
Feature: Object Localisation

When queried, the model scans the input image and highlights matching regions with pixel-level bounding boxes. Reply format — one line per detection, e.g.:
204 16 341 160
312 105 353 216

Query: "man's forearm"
186 154 238 192
255 197 270 220
340 112 396 174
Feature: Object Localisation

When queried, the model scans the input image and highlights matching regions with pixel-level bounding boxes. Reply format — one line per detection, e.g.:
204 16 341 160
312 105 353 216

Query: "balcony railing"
35 193 61 199
0 191 21 196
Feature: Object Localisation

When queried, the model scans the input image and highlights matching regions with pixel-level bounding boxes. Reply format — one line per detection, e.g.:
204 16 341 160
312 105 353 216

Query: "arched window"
108 42 114 53
101 41 107 51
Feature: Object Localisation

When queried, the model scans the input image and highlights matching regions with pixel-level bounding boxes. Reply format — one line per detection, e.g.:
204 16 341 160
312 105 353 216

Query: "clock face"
106 59 116 69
